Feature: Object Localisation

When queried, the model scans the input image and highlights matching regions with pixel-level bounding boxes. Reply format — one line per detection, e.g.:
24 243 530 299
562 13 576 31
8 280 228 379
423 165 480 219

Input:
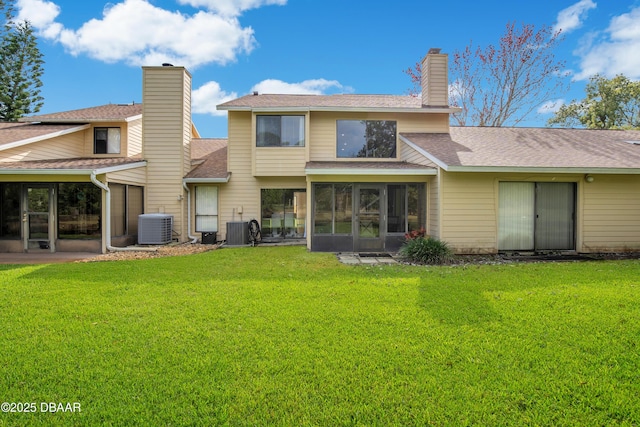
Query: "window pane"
498 182 535 250
1 183 21 238
313 184 333 234
257 116 281 147
58 183 102 239
110 184 126 237
335 184 353 234
337 120 396 158
387 185 406 233
127 186 144 235
261 189 306 239
95 128 108 154
407 184 426 232
196 186 218 232
107 128 121 153
281 116 305 146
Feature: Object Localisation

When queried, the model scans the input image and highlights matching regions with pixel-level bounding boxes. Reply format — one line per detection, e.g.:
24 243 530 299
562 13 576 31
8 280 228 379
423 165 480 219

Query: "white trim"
0 125 90 152
219 105 461 114
0 161 147 175
183 175 231 184
93 161 147 174
305 168 436 176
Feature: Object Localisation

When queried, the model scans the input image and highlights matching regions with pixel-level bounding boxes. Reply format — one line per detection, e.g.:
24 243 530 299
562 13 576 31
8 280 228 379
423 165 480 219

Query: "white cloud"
16 0 258 68
538 99 565 114
192 81 238 116
177 0 286 17
574 6 640 80
554 0 597 34
251 78 345 94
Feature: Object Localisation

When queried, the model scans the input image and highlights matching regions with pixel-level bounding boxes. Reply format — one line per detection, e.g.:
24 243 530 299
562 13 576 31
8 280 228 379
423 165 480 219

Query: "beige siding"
401 142 438 167
142 66 192 242
255 147 306 176
309 111 449 161
107 166 147 186
582 175 640 252
1 131 84 162
429 171 441 239
127 118 143 157
422 53 449 106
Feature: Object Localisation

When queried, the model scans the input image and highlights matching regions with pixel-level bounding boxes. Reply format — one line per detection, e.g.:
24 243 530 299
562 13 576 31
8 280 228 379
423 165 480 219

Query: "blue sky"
13 0 640 137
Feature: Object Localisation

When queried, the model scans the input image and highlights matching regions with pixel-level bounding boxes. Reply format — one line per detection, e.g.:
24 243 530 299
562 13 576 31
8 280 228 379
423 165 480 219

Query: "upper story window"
337 120 397 158
94 127 121 154
256 115 305 147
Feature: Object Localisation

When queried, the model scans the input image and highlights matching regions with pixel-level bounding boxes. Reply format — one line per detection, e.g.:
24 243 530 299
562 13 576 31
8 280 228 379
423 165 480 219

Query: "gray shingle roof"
186 138 228 180
0 157 145 171
402 127 640 170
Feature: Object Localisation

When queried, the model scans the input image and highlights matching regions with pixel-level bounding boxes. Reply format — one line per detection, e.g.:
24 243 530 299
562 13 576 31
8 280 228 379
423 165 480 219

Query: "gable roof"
185 138 229 182
218 94 459 114
20 103 143 123
402 127 640 173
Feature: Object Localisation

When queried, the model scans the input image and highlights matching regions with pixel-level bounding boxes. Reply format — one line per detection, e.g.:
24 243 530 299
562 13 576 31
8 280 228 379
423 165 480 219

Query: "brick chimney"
421 48 449 107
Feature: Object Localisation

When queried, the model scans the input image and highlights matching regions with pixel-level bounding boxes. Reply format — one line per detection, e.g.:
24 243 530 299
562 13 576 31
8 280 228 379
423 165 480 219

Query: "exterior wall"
83 122 133 158
106 167 147 186
401 142 439 167
142 66 192 242
255 147 306 176
127 118 143 157
309 111 449 162
422 53 449 107
0 131 85 162
428 170 441 239
581 175 640 252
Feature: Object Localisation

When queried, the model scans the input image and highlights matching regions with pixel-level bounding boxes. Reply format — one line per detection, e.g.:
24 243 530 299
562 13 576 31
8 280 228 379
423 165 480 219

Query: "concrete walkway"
337 253 399 265
0 252 99 265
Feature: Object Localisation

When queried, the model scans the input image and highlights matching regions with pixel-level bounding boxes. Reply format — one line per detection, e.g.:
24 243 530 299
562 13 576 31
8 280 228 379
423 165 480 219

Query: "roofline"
400 135 640 174
183 174 231 184
218 105 462 114
23 115 142 124
0 124 90 152
0 161 147 175
305 167 437 176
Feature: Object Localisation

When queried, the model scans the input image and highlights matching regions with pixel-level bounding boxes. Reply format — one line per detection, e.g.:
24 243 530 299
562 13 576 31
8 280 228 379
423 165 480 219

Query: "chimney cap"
428 48 442 54
253 91 259 96
162 63 174 67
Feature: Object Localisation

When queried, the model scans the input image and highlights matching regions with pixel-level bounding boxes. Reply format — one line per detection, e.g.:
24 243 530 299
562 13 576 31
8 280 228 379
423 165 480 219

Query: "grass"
1 246 639 426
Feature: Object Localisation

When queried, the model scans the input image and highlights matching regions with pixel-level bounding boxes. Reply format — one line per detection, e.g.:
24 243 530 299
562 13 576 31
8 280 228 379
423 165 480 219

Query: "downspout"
183 181 199 243
91 171 157 252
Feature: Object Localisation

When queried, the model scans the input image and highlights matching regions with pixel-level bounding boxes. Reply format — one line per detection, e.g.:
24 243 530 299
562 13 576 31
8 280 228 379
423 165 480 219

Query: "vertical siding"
142 66 192 241
309 112 449 162
1 131 85 162
582 175 640 252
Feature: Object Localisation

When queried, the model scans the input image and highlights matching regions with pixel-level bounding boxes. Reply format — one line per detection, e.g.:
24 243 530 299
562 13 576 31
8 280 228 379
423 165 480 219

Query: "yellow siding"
107 166 147 186
142 66 192 241
309 111 449 161
429 171 440 239
582 175 640 252
401 143 438 167
255 147 306 176
1 131 84 162
127 118 143 157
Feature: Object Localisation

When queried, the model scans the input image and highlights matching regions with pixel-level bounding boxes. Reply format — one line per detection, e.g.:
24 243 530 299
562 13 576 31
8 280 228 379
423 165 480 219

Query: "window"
57 183 102 239
94 127 121 154
337 120 397 158
313 184 353 235
256 115 305 147
387 184 426 233
195 186 218 232
0 183 21 238
261 189 306 239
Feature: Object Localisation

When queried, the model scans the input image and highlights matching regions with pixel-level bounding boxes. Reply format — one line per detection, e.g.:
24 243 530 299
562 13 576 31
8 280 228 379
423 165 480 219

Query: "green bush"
400 236 454 265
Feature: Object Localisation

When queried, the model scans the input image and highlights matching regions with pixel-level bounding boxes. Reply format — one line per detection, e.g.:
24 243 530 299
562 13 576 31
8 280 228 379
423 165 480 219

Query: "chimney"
421 48 449 107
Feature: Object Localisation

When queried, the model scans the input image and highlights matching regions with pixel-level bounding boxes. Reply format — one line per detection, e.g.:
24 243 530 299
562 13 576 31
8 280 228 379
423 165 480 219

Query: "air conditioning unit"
138 214 173 245
226 221 248 246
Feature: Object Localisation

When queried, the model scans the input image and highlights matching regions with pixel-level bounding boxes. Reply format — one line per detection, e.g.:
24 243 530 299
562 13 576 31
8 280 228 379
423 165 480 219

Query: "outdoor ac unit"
226 221 248 246
138 214 173 245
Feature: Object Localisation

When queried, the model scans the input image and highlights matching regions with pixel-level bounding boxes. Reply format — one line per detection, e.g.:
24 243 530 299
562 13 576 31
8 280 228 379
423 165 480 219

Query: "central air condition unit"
226 221 248 246
138 214 173 244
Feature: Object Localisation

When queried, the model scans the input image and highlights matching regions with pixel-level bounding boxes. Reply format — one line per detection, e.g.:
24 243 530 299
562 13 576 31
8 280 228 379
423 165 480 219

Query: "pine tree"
0 0 44 121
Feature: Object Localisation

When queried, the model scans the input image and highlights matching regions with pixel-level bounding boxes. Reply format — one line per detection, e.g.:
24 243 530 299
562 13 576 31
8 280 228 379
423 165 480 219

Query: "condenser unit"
138 214 173 245
226 221 248 246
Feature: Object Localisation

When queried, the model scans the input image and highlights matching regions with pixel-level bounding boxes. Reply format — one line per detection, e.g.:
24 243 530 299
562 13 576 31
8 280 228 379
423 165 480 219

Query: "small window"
256 116 305 147
195 186 218 232
337 120 397 158
94 127 121 154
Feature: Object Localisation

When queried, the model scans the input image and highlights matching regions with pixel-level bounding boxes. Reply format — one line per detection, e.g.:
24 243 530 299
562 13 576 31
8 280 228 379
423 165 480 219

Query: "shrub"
400 235 454 265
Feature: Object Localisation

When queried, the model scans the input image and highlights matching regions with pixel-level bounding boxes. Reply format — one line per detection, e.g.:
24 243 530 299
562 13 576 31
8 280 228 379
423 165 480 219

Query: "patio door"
23 184 55 252
355 185 385 252
498 182 575 252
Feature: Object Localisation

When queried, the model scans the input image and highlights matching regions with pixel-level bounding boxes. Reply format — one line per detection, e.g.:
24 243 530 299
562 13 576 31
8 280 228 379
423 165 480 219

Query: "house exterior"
1 49 640 256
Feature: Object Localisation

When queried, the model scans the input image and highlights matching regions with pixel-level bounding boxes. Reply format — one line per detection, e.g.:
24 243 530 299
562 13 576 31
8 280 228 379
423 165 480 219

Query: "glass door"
355 185 384 252
24 185 54 252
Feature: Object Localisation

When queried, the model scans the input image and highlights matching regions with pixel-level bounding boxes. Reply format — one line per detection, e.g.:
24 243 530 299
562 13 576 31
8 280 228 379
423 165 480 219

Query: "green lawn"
1 246 639 426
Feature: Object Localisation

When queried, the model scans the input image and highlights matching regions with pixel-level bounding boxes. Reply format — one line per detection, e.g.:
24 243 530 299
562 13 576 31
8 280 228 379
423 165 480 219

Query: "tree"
547 74 640 129
0 0 44 121
405 22 569 127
